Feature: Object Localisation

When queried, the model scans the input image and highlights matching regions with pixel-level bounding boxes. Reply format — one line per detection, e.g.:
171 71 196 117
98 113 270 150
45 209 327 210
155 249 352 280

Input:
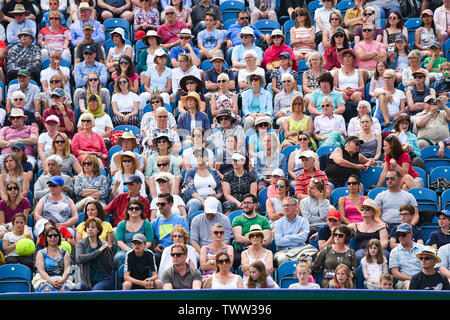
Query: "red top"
104 192 151 227
384 152 419 178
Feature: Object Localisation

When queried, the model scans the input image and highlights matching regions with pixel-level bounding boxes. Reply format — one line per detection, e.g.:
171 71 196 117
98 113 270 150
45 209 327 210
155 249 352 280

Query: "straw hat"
356 198 381 219
416 246 441 263
246 224 265 239
181 91 202 110
117 131 138 149
9 4 30 15
114 151 140 168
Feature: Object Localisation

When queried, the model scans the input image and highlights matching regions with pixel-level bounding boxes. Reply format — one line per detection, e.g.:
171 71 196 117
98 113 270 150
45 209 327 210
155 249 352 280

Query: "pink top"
71 131 108 166
354 40 386 71
344 196 364 223
0 125 38 156
157 21 187 44
0 198 31 224
38 26 71 49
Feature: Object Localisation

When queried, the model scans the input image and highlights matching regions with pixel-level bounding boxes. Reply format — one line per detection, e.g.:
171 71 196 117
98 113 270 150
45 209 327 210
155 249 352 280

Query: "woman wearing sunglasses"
0 153 30 201
112 55 140 93
41 132 82 176
0 181 31 239
210 73 239 129
111 75 140 127
290 8 316 61
337 174 368 225
266 177 290 229
38 11 71 62
111 151 147 199
77 71 110 114
114 200 154 268
203 252 244 289
248 115 273 162
311 225 356 288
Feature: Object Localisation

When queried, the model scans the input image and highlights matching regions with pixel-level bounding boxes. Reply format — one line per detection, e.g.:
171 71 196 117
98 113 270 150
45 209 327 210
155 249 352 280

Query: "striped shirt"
294 168 329 197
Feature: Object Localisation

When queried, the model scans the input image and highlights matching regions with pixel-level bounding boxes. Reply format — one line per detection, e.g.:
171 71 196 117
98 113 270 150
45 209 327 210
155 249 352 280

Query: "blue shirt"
70 19 105 47
241 87 273 118
197 29 224 51
310 89 345 113
152 214 189 248
6 20 37 47
231 43 263 64
226 23 263 46
389 242 424 277
74 61 108 88
274 215 310 251
169 44 201 61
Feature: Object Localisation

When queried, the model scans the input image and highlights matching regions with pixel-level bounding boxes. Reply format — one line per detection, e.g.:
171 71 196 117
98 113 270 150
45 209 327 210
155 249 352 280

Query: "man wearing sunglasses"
41 49 71 93
170 28 200 68
389 223 424 289
105 175 151 227
409 246 450 290
162 243 202 289
389 204 424 250
354 22 387 76
158 6 187 50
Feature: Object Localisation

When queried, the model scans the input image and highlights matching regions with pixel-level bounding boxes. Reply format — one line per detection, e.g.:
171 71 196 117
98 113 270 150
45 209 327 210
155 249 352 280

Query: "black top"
325 148 360 188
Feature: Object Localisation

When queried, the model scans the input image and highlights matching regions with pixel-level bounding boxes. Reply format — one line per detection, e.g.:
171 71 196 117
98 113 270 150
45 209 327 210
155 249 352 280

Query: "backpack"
398 0 421 19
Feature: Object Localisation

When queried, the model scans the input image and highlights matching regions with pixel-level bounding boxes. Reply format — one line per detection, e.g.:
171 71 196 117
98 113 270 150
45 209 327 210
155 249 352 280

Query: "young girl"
368 60 388 101
246 260 277 289
289 261 320 289
388 35 410 84
2 213 34 270
414 10 442 57
360 239 388 289
330 264 353 289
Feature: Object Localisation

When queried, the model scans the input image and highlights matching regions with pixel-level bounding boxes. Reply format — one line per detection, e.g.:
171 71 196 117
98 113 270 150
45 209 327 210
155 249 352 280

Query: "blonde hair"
170 225 189 244
383 69 396 79
51 132 70 157
217 73 229 82
333 264 353 288
5 180 22 207
306 51 324 67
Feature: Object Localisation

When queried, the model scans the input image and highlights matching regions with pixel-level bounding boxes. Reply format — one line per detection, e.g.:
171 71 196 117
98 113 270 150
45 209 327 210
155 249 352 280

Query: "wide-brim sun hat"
337 48 360 68
117 131 139 149
142 30 162 46
114 150 140 168
356 198 381 219
181 91 202 109
246 224 265 239
152 133 173 149
246 71 266 87
179 75 203 92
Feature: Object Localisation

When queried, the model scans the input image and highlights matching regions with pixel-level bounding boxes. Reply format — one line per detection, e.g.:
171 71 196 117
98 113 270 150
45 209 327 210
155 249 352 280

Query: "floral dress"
211 92 241 128
133 7 160 31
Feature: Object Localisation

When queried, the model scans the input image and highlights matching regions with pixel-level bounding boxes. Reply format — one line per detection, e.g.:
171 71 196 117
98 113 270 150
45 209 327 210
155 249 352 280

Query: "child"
429 210 450 250
423 42 447 73
34 219 74 251
2 213 34 270
289 261 320 289
360 239 389 289
379 273 394 290
266 169 285 198
246 260 277 289
388 34 410 84
329 264 353 289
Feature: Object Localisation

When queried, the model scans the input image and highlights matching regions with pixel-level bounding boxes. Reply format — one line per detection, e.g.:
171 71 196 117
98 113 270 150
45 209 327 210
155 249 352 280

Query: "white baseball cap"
204 197 220 214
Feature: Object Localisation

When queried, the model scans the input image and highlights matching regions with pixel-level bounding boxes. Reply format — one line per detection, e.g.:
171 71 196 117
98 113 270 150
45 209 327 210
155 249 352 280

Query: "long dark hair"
117 55 136 78
384 134 404 160
385 11 404 29
83 200 106 221
330 31 350 49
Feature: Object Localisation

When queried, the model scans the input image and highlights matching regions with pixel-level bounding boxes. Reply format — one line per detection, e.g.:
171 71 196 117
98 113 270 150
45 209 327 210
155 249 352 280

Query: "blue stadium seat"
444 39 450 61
228 209 244 225
316 145 337 158
41 58 71 69
103 18 131 41
330 187 363 207
429 166 450 187
357 265 365 289
421 145 450 173
336 0 355 17
0 264 32 293
404 18 422 48
258 188 268 214
441 189 450 211
367 187 387 200
189 210 204 226
408 187 439 212
307 0 323 14
254 19 281 35
281 145 300 162
220 1 246 23
277 260 298 287
413 166 427 188
422 224 439 245
112 125 141 136
360 166 384 192
283 19 295 34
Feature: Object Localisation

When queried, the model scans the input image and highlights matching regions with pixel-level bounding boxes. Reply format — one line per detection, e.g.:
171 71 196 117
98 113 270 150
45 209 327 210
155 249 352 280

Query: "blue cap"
47 176 65 186
123 175 142 185
12 142 25 151
436 210 450 218
279 52 290 59
396 223 413 233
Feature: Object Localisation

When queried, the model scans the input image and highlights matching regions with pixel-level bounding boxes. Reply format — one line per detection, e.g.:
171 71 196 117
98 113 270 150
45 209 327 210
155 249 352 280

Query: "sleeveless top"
385 29 401 53
293 27 315 52
359 138 378 159
326 148 360 187
108 44 133 62
344 196 364 223
338 69 359 90
43 194 72 224
418 27 437 49
42 248 66 276
211 273 240 289
285 115 310 143
355 223 384 250
243 249 268 282
410 86 431 116
203 246 229 275
5 173 23 190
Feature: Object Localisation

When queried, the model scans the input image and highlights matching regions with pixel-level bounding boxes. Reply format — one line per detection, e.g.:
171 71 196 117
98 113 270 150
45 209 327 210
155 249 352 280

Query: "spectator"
4 90 39 137
197 11 223 60
170 53 201 105
409 246 450 290
241 72 273 133
170 28 200 68
429 210 450 250
274 197 310 266
210 72 238 128
262 29 298 75
97 0 133 22
162 243 202 289
177 92 210 143
33 154 74 202
74 216 115 291
205 52 236 102
315 209 342 251
190 0 221 36
270 52 299 96
38 11 71 62
5 4 37 48
237 49 265 90
433 62 450 98
246 260 278 288
423 42 447 74
389 204 424 250
402 50 434 93
149 172 185 218
266 177 290 228
289 261 321 289
389 222 424 289
165 0 192 29
6 28 41 83
225 10 266 49
375 169 419 230
4 0 37 22
231 26 264 72
198 221 234 278
73 22 105 65
273 73 301 128
368 60 389 101
254 133 285 192
105 28 133 74
248 0 277 25
41 50 71 94
42 88 75 139
70 3 105 47
357 115 382 161
1 213 33 270
323 27 350 71
312 97 347 148
0 108 38 169
41 132 81 177
287 131 319 187
111 75 140 127
140 48 172 106
434 0 450 43
73 46 108 89
321 10 348 51
0 181 31 239
405 69 436 117
413 95 450 150
180 127 214 172
71 113 108 167
308 72 345 117
415 9 442 56
203 252 244 288
75 71 110 114
313 0 337 47
158 225 199 279
290 8 316 61
360 238 389 289
437 243 450 282
332 48 365 103
177 75 206 114
343 0 365 40
329 264 354 288
437 137 450 158
302 52 328 105
114 200 154 267
75 200 114 247
391 114 421 161
311 225 357 288
376 134 423 190
105 175 151 227
133 0 160 41
41 0 68 24
383 10 408 54
337 174 367 224
111 152 147 199
157 6 187 50
295 150 330 200
248 115 272 162
354 23 387 76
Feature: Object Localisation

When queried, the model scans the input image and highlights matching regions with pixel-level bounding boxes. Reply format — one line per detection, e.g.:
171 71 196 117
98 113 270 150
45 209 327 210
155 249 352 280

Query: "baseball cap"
271 168 284 177
17 69 31 77
83 45 95 54
232 153 246 162
45 115 60 124
123 175 142 185
51 88 66 97
131 233 146 243
204 197 220 214
346 136 364 145
299 150 316 159
12 142 25 151
83 21 94 30
47 176 65 186
396 223 413 233
327 209 341 220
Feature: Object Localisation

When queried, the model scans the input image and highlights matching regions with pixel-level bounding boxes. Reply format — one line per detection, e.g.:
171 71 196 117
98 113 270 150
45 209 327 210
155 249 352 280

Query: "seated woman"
313 0 338 47
177 75 206 115
254 133 286 192
222 153 257 215
262 29 298 75
302 52 328 105
177 91 210 144
368 60 389 101
133 0 160 41
405 69 436 116
71 113 108 167
75 71 110 114
401 50 434 93
0 181 31 239
41 132 82 176
270 52 299 96
273 73 301 128
357 115 382 162
111 75 140 127
249 0 277 25
248 116 272 163
38 11 71 62
347 101 382 136
376 134 423 190
280 95 315 150
111 55 140 94
38 116 62 172
11 143 33 182
180 128 214 173
414 9 442 57
75 200 114 247
214 133 240 178
321 10 348 52
337 174 368 225
74 154 109 211
42 74 72 111
210 73 239 129
0 154 30 201
111 151 147 199
237 50 265 91
241 72 273 133
323 27 350 71
312 97 347 148
413 96 450 150
391 114 421 161
104 28 133 74
149 172 186 220
308 72 346 117
203 252 244 289
266 177 290 229
383 10 408 54
289 8 316 61
332 48 364 103
137 31 168 76
140 48 172 106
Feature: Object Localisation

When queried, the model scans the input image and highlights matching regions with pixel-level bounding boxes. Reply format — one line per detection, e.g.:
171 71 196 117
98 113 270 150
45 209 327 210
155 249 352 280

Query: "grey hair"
46 154 63 166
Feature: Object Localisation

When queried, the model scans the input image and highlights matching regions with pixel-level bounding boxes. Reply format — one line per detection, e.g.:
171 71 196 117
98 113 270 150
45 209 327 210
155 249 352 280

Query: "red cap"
327 209 341 220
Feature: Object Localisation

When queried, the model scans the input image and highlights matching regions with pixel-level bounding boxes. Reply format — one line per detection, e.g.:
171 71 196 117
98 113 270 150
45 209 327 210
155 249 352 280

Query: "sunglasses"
217 116 230 122
156 202 167 207
180 37 191 40
81 119 92 123
334 33 345 38
330 17 339 21
185 81 196 85
50 55 61 60
83 162 93 166
119 80 128 85
172 234 184 238
257 123 268 127
119 61 129 65
275 184 285 188
213 230 224 235
48 183 58 188
128 206 142 211
250 78 260 82
240 35 251 39
419 256 432 261
298 137 308 141
13 98 24 101
363 12 374 16
240 16 249 20
249 233 262 238
217 258 230 264
322 104 333 108
47 233 59 238
50 80 61 84
386 176 397 181
347 181 359 185
333 233 345 238
362 29 374 32
165 11 176 15
389 16 398 20
54 140 65 144
10 116 23 120
151 100 161 104
282 80 292 83
7 186 19 191
217 80 227 83
88 78 98 82
49 17 60 20
170 252 185 257
413 75 425 79
122 159 133 163
360 206 372 211
157 162 169 167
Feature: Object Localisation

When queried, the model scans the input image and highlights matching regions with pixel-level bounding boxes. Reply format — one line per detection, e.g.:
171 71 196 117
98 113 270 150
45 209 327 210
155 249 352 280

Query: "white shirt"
171 66 201 92
40 66 71 92
112 92 139 113
313 113 347 136
77 114 113 136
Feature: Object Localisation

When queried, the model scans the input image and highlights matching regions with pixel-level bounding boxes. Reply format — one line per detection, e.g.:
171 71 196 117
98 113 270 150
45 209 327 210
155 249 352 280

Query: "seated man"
40 49 71 93
231 26 264 72
169 29 200 68
274 197 310 266
4 91 39 133
5 4 37 48
437 243 450 282
190 0 222 36
42 88 76 139
434 62 450 98
73 46 108 89
34 154 74 202
409 246 450 290
354 22 387 77
294 150 331 200
389 204 424 250
6 69 41 116
74 22 106 65
204 51 236 98
429 210 450 250
162 243 202 289
69 2 105 48
157 6 187 51
197 12 224 60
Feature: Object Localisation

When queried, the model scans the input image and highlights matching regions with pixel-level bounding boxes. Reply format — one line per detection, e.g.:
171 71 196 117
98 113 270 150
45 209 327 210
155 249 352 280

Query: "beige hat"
270 29 285 41
9 108 27 118
238 26 254 37
210 51 225 62
181 91 202 109
117 131 138 149
416 245 441 263
114 151 140 169
45 115 60 125
79 2 93 11
179 28 194 38
254 115 272 129
356 198 381 219
246 224 265 239
9 4 30 15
